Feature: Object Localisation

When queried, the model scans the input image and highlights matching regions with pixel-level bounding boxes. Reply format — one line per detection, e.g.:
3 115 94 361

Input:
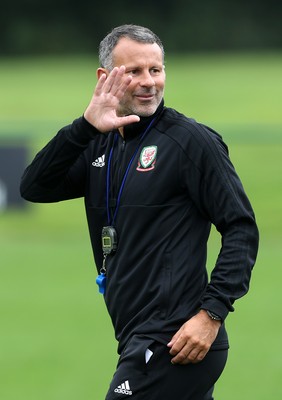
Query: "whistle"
96 273 106 295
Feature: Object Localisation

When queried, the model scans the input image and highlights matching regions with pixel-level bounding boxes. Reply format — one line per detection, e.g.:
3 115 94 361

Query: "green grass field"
1 53 282 399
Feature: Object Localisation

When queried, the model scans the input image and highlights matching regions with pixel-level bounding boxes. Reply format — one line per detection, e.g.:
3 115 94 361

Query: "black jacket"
20 102 259 353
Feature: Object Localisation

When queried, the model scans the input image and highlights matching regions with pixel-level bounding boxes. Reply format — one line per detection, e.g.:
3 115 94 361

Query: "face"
111 37 165 117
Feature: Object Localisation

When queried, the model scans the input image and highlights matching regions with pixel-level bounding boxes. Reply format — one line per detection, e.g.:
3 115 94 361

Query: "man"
20 25 259 399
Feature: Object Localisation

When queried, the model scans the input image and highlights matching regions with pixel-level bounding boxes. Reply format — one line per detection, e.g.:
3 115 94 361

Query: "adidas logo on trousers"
114 380 132 396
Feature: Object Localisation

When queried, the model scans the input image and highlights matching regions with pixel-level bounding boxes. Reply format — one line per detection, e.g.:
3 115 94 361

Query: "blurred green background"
1 2 282 399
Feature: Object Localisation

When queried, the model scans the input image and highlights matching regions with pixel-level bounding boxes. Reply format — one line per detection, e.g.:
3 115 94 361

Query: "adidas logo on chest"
92 154 105 168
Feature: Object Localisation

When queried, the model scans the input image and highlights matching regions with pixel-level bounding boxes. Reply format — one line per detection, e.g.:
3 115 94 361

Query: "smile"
135 94 155 101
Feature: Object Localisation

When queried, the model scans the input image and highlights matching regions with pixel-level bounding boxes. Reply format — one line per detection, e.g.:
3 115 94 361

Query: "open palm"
84 66 140 132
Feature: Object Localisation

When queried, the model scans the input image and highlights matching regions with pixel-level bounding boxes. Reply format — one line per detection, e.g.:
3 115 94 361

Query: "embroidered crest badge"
136 145 158 172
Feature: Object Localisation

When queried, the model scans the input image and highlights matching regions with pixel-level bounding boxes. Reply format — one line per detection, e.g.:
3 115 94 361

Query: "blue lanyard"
106 118 156 225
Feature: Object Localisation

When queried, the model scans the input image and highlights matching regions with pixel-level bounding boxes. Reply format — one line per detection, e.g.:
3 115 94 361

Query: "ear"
96 67 109 80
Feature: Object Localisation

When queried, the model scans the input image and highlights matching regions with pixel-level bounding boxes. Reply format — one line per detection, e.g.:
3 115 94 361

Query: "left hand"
84 66 140 132
167 310 221 364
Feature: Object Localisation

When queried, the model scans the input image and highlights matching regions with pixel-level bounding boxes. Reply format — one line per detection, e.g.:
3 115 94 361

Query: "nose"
140 71 155 87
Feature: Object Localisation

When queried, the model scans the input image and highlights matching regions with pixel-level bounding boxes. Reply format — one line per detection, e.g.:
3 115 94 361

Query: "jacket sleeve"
20 117 100 203
181 123 259 321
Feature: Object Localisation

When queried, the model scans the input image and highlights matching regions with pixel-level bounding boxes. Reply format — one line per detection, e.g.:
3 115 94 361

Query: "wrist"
204 309 222 324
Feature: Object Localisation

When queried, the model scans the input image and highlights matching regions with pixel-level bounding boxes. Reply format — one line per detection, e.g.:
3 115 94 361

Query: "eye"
127 69 139 75
151 68 161 75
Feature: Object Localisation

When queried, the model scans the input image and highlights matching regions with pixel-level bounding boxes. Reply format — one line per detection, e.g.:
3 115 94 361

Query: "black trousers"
105 335 228 400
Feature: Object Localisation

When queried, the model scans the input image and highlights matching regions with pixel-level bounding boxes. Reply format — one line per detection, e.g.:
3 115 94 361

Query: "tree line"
1 0 281 55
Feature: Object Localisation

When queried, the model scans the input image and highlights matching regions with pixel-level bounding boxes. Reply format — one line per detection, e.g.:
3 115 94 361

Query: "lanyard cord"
106 118 156 225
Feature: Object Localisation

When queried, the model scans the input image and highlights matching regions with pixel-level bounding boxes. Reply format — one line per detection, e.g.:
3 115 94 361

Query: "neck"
121 99 164 139
118 126 124 137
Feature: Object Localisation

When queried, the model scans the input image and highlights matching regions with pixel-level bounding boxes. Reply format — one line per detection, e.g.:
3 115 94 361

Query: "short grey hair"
99 24 165 70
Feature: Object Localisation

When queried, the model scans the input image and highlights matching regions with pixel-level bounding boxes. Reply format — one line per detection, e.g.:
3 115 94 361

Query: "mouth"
134 93 156 102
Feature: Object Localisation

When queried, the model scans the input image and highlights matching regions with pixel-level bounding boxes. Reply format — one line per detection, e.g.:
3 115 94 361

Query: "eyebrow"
125 63 163 70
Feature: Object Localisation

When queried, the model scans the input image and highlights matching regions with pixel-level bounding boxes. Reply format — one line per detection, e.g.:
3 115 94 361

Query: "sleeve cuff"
66 116 102 146
200 300 231 322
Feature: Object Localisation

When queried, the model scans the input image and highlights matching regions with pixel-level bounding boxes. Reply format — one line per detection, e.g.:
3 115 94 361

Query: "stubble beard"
118 90 163 118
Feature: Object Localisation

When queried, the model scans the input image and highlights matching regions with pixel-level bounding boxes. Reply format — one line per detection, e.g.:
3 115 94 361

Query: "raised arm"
20 66 140 202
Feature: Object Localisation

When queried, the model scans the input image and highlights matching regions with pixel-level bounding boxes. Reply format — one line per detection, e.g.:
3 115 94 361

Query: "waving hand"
84 66 140 132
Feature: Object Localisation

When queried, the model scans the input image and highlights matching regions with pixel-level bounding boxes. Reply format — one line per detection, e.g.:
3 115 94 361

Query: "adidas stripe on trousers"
105 335 228 400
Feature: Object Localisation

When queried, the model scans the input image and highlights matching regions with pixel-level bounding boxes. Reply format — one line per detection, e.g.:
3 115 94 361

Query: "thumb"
116 114 140 128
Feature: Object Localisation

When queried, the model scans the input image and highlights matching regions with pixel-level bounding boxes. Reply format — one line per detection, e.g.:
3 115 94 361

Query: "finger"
168 336 187 357
192 348 208 363
93 73 107 97
104 66 132 100
109 66 127 94
115 115 140 129
103 66 124 94
167 326 186 354
179 349 207 365
171 344 209 365
115 75 133 99
167 328 183 348
171 345 198 365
